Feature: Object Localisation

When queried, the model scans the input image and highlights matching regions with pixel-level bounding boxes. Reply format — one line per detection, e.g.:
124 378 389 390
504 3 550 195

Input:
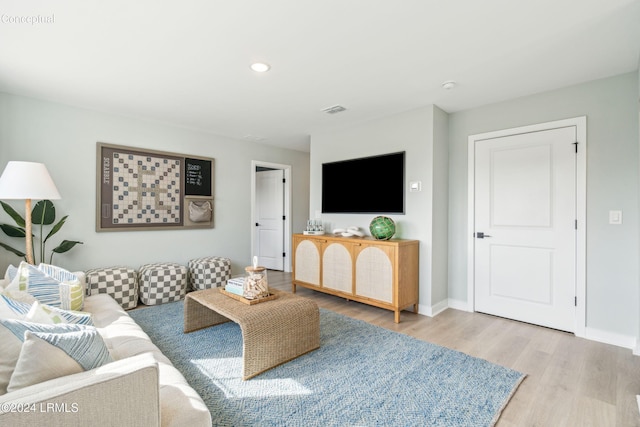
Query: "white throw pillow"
26 301 93 326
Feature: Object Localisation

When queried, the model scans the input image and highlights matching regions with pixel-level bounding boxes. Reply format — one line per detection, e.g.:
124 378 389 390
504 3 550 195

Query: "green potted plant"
0 200 83 265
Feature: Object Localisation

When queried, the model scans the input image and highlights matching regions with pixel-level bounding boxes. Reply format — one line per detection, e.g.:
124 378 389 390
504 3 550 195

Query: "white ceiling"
1 0 639 152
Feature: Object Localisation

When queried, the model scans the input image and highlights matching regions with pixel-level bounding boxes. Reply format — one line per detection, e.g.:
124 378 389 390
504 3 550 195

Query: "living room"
1 1 639 426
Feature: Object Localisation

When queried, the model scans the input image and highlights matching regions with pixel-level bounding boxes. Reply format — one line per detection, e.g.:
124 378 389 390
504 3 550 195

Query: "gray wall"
0 92 310 275
431 106 449 308
448 72 639 339
310 105 449 312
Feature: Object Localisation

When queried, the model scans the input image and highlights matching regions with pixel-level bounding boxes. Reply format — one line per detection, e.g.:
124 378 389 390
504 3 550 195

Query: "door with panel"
474 126 576 332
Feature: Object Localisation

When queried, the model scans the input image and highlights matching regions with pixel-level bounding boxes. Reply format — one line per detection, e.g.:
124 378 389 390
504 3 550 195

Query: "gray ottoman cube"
85 266 139 310
188 256 231 290
139 262 188 305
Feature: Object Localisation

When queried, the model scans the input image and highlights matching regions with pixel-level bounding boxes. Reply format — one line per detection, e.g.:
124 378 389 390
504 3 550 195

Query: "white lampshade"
0 161 61 200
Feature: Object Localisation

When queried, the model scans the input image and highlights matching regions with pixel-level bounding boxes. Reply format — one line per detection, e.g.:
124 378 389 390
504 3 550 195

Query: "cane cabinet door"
322 242 354 295
354 244 394 303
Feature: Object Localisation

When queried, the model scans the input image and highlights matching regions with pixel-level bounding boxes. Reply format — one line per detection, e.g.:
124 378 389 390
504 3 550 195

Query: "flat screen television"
322 151 405 214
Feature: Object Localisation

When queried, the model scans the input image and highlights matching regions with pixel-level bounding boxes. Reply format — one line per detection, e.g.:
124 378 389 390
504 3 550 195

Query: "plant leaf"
0 241 26 257
51 240 83 254
44 215 68 242
1 201 25 227
32 200 56 225
0 224 26 238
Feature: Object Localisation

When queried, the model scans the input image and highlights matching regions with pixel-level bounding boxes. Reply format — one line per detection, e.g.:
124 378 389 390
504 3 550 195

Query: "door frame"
466 117 586 337
251 160 292 272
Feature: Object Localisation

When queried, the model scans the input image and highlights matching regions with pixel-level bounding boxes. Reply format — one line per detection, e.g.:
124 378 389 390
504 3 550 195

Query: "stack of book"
225 277 245 296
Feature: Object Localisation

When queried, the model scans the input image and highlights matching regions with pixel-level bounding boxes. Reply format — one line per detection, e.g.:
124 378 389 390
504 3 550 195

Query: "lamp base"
25 198 34 265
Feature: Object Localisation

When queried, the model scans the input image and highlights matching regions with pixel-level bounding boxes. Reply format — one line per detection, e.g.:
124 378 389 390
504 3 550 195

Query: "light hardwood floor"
268 270 640 427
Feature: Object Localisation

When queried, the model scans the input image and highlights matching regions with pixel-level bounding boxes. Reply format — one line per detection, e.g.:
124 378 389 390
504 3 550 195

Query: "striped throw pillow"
0 295 31 319
6 262 83 311
0 320 101 395
26 301 93 326
5 325 112 392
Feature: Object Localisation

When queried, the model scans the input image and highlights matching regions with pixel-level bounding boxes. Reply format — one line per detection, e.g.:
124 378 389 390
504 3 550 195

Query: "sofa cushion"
6 262 83 310
83 293 212 426
7 327 111 392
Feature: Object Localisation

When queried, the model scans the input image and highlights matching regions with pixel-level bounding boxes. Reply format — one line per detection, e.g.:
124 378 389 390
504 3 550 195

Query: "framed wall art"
96 142 214 231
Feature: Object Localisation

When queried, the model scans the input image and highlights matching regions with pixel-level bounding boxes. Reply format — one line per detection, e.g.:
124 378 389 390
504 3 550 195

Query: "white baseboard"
585 327 637 350
417 299 449 317
417 303 433 317
430 299 449 317
447 298 471 312
417 299 470 317
421 300 639 354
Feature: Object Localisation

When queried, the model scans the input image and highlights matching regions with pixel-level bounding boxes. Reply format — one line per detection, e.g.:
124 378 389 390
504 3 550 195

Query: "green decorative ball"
369 216 396 240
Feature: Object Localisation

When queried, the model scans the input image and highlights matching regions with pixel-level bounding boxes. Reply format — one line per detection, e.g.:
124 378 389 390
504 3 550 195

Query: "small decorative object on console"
369 216 396 240
303 219 325 235
332 226 364 237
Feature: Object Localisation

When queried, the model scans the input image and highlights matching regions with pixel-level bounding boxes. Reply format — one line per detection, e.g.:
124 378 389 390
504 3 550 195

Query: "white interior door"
255 169 284 270
474 126 577 332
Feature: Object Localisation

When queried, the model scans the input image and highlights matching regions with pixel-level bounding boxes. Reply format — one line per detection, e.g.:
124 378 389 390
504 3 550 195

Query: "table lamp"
0 161 61 264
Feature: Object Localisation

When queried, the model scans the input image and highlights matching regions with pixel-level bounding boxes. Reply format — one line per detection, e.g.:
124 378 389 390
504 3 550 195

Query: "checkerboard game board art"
111 152 182 225
98 143 213 231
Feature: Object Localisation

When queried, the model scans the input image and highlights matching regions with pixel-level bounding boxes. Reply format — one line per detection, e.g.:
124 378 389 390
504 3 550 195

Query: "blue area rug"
130 300 525 427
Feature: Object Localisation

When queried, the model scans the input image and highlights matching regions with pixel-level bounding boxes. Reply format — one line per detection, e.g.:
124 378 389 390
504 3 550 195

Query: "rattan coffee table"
184 288 320 380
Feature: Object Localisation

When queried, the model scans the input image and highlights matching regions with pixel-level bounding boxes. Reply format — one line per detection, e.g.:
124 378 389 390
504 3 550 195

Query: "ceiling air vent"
321 105 347 114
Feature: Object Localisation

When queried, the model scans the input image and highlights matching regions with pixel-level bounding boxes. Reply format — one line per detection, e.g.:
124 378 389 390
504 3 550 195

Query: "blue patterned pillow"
0 295 31 319
5 325 112 392
29 328 111 370
0 319 99 394
0 294 92 325
6 262 84 311
26 301 93 326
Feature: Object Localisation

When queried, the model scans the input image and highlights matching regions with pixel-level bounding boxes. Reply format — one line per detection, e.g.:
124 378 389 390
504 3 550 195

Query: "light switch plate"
609 210 622 225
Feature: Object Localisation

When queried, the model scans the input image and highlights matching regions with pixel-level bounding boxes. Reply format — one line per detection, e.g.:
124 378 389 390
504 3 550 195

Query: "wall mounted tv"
322 151 405 214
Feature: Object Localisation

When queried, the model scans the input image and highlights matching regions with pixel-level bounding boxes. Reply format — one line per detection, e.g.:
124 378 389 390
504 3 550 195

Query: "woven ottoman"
188 256 231 291
85 266 139 310
139 262 188 305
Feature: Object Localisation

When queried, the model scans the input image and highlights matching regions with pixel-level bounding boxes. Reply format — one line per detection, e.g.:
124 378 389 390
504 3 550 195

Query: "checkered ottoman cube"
85 266 139 310
138 262 188 305
188 256 231 290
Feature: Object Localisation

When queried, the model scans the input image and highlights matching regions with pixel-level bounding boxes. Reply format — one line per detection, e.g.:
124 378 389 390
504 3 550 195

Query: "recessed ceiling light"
250 62 270 73
442 80 457 90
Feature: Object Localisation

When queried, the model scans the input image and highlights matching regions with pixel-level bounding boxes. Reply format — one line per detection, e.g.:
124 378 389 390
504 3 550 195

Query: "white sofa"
0 291 212 427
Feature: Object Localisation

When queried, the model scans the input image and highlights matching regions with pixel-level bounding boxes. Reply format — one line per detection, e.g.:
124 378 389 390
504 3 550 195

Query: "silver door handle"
475 232 492 239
